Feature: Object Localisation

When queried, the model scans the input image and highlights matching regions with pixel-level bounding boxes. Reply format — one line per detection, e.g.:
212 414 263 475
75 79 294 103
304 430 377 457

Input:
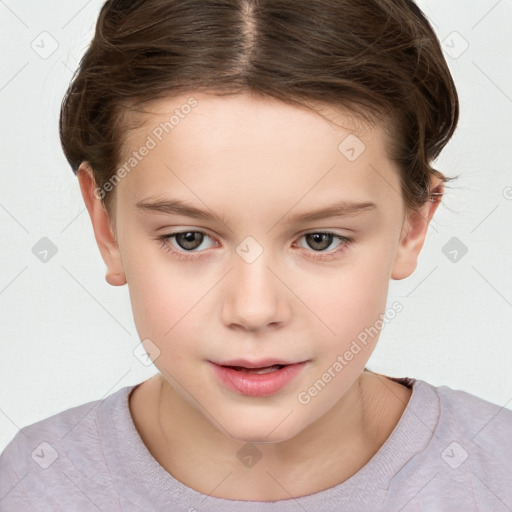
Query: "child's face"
81 92 435 442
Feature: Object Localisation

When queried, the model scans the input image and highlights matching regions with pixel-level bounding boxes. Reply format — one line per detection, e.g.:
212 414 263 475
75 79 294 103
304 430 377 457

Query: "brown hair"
59 0 459 217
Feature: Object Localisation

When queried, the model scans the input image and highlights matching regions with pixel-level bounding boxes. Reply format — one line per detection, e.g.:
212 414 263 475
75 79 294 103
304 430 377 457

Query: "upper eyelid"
163 228 348 239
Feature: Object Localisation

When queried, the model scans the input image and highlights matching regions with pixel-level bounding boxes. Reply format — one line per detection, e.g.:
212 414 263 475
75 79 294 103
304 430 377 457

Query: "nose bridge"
221 238 288 330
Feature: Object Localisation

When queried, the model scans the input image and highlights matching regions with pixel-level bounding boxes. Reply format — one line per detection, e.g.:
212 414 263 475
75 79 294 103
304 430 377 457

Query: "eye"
294 232 354 260
157 230 216 259
157 230 354 261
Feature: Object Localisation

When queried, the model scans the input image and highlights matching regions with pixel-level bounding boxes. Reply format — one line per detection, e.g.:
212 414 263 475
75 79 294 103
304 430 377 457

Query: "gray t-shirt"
1 375 511 511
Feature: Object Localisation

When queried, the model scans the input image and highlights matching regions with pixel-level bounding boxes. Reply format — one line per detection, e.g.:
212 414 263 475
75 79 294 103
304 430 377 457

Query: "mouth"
221 364 286 375
208 360 309 397
211 358 303 374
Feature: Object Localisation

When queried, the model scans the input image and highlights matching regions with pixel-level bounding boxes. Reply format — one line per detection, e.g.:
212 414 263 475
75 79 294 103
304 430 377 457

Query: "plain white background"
1 0 511 453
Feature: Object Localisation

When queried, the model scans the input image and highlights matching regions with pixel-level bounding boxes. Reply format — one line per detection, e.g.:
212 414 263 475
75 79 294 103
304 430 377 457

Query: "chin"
221 415 303 445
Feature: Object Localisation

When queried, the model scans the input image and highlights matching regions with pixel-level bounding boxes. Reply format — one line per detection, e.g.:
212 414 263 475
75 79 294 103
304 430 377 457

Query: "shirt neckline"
98 375 440 507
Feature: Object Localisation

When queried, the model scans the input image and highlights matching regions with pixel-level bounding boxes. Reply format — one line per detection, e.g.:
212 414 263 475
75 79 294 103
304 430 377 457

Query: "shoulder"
392 379 512 509
1 393 102 472
433 382 512 453
0 385 135 511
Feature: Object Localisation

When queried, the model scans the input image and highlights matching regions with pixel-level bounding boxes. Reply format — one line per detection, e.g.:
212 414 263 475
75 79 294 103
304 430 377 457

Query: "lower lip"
209 361 307 397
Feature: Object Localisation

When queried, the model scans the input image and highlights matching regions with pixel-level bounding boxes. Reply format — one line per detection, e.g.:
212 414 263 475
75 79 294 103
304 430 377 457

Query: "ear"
77 162 127 286
391 176 444 280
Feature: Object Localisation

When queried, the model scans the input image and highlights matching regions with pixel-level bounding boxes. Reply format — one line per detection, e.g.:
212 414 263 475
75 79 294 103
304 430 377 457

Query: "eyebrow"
135 197 377 223
286 200 376 223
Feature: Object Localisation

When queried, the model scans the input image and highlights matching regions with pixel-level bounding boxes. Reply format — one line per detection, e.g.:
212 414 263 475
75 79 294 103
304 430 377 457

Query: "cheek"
129 273 203 337
296 261 390 338
123 243 205 339
288 261 393 386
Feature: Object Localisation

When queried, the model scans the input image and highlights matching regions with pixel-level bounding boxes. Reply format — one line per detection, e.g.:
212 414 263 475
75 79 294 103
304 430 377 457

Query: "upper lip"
211 359 305 368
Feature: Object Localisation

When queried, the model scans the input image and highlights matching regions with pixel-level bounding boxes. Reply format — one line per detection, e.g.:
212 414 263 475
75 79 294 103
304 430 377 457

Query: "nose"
220 249 291 332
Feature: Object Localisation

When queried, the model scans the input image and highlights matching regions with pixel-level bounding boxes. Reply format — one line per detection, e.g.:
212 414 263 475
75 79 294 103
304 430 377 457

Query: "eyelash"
157 230 354 261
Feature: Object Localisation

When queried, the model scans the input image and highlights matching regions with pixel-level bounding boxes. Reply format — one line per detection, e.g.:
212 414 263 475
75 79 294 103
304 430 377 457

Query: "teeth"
233 364 284 374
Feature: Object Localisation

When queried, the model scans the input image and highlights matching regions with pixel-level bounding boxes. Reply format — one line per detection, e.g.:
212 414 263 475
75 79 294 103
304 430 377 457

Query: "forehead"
116 92 401 214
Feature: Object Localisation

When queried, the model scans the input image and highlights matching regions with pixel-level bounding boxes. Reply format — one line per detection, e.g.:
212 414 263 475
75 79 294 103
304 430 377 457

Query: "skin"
77 91 442 501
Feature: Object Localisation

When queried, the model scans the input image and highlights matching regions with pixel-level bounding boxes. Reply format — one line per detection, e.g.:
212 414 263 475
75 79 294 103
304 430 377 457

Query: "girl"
1 1 510 510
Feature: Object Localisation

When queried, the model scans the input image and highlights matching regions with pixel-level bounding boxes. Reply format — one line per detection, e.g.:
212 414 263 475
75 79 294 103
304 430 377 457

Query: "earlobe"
391 178 444 280
76 162 127 286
